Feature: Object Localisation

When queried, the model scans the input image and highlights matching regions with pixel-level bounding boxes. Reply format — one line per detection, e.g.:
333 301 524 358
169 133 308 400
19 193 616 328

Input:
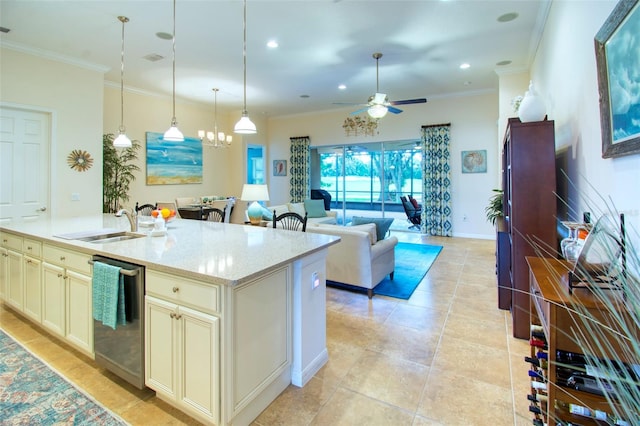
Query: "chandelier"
199 88 232 148
342 115 378 137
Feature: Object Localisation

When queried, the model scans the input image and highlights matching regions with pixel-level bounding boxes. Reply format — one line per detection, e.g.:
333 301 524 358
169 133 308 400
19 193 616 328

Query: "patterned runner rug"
0 329 128 425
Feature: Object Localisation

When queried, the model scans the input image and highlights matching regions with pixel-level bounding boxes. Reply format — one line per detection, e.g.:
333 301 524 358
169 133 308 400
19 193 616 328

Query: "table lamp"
241 184 269 225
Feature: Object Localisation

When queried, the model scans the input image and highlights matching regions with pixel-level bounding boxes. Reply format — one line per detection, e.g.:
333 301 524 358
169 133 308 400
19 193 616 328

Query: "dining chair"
206 208 225 223
273 211 308 232
135 202 157 216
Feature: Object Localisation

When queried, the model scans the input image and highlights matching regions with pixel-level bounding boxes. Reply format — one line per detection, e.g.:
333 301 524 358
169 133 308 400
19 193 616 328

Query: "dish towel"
92 261 126 330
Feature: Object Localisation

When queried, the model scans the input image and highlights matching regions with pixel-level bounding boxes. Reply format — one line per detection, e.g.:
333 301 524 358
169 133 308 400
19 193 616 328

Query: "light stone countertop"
0 215 340 286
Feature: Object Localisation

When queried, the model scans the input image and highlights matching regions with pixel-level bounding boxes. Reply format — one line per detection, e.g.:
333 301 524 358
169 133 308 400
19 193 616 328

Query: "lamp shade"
113 130 132 148
241 184 269 202
163 123 184 141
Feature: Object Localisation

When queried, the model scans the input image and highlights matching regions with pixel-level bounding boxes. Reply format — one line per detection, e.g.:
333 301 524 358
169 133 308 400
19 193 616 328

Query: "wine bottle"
536 350 548 360
531 380 547 390
528 369 545 380
527 393 548 403
529 404 542 415
530 337 548 349
525 356 540 367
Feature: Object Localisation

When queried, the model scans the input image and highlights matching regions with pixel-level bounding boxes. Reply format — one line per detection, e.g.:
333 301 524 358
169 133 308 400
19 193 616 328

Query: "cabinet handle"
169 312 175 319
174 313 182 320
172 287 179 293
63 275 68 280
2 239 6 243
57 273 63 278
26 259 32 264
27 246 32 251
2 253 7 258
60 256 66 261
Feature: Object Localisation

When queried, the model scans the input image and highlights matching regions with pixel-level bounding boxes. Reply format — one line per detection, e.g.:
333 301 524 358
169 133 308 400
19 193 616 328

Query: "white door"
0 107 50 223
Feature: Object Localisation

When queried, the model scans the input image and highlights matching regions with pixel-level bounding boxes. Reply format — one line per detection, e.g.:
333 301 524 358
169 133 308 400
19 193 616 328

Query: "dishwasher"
91 255 147 390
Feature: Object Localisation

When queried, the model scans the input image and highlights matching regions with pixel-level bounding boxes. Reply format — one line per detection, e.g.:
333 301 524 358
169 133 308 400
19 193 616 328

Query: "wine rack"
526 256 639 426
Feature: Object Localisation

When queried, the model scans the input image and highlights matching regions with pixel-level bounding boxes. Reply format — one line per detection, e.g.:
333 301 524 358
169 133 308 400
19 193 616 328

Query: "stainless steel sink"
76 231 145 244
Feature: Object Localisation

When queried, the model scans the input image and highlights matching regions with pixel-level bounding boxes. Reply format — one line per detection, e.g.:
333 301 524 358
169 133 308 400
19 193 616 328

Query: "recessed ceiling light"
338 84 347 90
496 60 512 66
460 63 470 69
463 81 472 86
267 40 278 48
156 32 173 40
300 94 310 98
497 12 518 23
144 53 164 62
0 27 10 34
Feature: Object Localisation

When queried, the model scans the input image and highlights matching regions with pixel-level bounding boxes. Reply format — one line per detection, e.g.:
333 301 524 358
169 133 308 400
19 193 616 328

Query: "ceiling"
0 0 550 118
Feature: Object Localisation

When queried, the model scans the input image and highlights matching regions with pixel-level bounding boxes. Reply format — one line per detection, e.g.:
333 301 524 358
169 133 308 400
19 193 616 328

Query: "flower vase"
518 81 546 123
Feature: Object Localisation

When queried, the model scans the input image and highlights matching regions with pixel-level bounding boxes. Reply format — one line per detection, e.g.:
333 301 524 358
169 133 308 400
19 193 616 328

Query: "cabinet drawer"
43 244 91 274
23 239 42 258
1 233 22 251
146 269 220 314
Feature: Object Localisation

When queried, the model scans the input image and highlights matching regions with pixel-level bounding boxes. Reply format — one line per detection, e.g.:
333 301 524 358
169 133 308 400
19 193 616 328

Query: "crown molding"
1 40 109 73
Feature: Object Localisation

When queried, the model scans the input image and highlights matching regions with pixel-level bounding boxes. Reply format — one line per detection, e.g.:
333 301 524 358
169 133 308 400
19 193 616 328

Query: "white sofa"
306 223 398 298
265 202 337 226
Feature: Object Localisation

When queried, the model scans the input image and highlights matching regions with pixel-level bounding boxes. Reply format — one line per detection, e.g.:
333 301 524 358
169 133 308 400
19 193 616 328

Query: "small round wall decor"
67 149 93 172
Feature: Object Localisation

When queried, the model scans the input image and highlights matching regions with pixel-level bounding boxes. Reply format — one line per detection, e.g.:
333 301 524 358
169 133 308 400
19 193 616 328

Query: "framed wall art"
273 160 287 176
595 0 640 158
146 131 203 185
461 150 487 174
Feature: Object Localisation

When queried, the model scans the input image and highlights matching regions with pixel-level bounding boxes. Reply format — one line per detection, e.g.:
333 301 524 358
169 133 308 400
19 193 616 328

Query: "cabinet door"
23 255 42 322
6 250 23 311
66 270 93 354
145 295 178 399
42 262 65 337
0 247 7 301
179 305 219 422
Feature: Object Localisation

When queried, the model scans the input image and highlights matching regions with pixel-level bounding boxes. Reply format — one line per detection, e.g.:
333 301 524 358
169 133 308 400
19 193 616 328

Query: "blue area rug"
0 329 128 425
328 242 443 299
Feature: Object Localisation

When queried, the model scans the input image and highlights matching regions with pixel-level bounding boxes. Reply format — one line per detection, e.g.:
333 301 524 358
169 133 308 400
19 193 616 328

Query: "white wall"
268 91 500 239
1 47 104 217
531 0 640 249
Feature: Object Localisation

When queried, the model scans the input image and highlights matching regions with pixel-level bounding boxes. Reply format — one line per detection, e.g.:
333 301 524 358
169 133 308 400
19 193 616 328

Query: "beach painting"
146 132 203 185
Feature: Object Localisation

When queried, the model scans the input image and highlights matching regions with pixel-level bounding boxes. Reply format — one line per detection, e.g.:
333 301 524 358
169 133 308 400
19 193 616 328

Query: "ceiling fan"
335 53 427 119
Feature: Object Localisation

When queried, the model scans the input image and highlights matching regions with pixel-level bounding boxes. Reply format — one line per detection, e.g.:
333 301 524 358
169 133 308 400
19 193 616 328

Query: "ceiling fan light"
368 104 388 119
234 113 257 134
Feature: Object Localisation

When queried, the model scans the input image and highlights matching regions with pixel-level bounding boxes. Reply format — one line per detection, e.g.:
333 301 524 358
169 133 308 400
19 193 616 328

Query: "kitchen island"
0 215 340 425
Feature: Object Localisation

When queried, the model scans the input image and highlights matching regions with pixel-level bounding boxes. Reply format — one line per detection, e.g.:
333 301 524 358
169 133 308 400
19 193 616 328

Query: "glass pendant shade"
164 118 184 141
113 127 132 148
234 112 257 134
368 104 388 119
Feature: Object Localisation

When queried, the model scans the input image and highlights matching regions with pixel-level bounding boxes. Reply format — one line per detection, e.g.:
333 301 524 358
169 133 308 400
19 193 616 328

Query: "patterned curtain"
289 136 310 202
421 124 452 236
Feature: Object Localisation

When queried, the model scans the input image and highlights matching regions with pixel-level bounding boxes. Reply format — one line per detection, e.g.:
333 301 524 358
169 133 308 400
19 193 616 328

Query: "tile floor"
0 232 534 425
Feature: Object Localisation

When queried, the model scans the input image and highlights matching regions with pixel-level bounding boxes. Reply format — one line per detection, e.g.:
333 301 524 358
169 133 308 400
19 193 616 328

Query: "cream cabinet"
0 246 6 301
145 270 220 425
2 234 24 311
42 244 93 355
22 238 43 322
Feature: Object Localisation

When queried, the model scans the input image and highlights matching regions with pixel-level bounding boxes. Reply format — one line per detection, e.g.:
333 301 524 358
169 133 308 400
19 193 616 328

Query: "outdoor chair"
400 196 421 230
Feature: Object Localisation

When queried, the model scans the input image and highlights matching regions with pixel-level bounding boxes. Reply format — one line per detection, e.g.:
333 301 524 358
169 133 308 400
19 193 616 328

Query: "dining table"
178 205 215 220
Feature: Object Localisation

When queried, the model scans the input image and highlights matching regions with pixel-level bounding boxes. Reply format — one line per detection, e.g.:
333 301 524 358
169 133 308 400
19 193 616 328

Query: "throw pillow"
349 223 377 245
261 206 273 220
287 202 306 217
351 216 394 241
409 196 420 209
304 199 327 218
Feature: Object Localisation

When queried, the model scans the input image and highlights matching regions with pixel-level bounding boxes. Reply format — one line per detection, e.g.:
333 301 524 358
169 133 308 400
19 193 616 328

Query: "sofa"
265 200 337 226
306 222 398 298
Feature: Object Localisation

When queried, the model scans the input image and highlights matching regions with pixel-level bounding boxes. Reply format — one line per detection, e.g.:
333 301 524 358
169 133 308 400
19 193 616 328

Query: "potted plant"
485 189 504 226
103 133 141 213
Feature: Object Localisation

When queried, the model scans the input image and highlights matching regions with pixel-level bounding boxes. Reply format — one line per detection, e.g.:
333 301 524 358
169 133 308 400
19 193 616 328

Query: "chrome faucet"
116 209 137 232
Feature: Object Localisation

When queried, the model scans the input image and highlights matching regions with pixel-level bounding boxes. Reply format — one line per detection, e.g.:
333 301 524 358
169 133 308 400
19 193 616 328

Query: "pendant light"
113 16 131 148
199 88 232 148
163 0 184 142
234 0 257 134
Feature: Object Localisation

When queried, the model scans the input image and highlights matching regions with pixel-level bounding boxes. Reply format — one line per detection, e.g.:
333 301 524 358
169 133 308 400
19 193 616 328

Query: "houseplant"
103 133 141 213
485 189 504 226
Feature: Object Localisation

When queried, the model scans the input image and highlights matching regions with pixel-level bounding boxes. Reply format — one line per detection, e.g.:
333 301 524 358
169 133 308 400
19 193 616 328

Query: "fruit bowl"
151 208 177 223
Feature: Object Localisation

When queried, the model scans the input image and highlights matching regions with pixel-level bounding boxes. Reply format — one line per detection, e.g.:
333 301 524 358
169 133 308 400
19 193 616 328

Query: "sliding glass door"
311 140 421 230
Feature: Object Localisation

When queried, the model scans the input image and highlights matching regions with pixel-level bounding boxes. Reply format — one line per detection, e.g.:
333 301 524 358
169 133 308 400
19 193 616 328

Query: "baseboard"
291 347 328 387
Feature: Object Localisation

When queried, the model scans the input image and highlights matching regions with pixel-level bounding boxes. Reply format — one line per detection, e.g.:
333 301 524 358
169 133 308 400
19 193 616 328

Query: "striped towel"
92 261 126 330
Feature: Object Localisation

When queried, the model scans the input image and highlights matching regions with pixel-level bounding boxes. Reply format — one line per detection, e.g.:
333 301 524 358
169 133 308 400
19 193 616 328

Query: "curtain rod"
421 123 451 129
